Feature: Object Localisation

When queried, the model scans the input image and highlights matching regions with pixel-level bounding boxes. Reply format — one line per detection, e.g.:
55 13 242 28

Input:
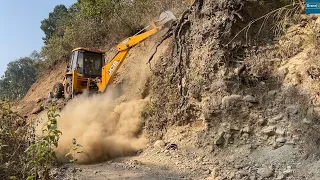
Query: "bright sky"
0 0 76 77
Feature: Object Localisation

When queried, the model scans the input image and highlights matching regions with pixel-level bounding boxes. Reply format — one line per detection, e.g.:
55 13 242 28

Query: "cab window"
77 52 84 74
83 52 103 77
71 51 78 71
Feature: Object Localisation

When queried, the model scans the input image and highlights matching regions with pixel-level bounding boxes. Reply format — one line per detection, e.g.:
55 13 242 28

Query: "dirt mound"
24 62 67 102
15 62 67 119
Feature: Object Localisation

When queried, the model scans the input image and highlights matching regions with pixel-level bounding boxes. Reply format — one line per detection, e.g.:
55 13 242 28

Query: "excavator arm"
97 23 162 93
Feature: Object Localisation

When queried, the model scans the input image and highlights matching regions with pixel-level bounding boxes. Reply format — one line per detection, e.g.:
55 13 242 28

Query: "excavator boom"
51 11 176 99
97 11 176 92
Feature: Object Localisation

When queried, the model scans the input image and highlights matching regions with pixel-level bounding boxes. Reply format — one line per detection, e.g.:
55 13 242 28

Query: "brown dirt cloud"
35 35 168 164
52 90 148 164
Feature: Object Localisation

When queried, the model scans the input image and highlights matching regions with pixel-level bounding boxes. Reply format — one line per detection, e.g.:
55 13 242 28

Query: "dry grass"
0 101 30 179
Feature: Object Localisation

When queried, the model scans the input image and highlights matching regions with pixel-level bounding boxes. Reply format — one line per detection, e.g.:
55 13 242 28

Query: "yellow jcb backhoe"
51 11 176 100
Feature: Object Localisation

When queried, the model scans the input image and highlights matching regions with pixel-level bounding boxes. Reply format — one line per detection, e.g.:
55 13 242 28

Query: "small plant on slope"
65 138 84 180
26 105 62 180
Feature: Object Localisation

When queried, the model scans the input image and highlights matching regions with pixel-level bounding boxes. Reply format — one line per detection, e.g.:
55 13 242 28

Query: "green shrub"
26 105 62 179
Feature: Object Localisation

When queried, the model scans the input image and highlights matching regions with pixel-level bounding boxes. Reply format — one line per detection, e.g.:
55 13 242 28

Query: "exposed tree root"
225 3 302 46
147 2 201 111
147 4 196 66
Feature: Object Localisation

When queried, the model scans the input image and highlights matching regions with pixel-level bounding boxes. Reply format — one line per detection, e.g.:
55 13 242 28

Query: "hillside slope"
16 1 320 179
15 62 67 118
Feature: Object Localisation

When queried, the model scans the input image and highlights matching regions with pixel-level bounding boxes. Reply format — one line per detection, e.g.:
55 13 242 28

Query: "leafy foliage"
66 138 84 179
0 1 185 95
40 5 71 44
40 0 186 67
0 55 39 99
0 101 81 179
26 105 62 179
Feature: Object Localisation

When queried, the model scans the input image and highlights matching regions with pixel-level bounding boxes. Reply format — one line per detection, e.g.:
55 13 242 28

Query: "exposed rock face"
142 1 320 178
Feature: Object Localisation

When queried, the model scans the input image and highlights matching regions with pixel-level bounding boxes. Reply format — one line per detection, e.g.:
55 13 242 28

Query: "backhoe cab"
50 11 176 100
51 48 105 99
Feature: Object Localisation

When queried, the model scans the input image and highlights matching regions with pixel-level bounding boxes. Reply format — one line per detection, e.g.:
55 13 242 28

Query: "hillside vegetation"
0 0 185 99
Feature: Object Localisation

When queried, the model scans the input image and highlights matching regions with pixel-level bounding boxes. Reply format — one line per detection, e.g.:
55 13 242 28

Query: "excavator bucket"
156 11 177 27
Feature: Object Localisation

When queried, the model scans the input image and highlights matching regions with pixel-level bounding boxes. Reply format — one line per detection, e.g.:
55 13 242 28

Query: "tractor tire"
52 83 64 99
64 77 73 100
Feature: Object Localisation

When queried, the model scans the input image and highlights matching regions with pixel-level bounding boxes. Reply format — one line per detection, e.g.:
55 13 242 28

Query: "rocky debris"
276 173 285 180
276 128 286 136
205 169 211 175
243 95 258 103
261 126 277 136
166 143 178 150
236 170 248 178
135 150 143 155
283 166 293 176
221 95 242 108
44 98 53 105
258 118 267 126
211 167 218 178
195 156 204 163
292 135 300 142
267 90 277 96
224 133 233 144
214 176 225 180
31 106 44 114
302 118 312 124
257 167 274 178
154 140 166 149
230 125 240 131
285 140 295 145
305 107 317 122
249 113 260 119
285 105 299 116
214 132 225 145
36 98 45 103
278 67 289 79
268 114 284 125
205 177 214 180
241 125 252 134
276 137 287 143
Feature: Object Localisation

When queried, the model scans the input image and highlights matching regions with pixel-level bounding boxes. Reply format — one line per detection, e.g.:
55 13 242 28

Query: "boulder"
275 128 285 136
243 95 258 103
257 167 273 178
221 95 242 108
214 132 225 145
261 126 276 136
154 140 166 149
268 114 284 125
276 137 287 143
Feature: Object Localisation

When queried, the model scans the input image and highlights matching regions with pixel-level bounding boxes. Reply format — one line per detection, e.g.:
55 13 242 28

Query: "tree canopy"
0 0 185 99
40 5 71 44
0 56 39 99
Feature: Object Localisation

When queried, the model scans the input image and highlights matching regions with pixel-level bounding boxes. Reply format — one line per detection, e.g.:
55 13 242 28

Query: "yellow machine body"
52 23 162 99
51 12 176 99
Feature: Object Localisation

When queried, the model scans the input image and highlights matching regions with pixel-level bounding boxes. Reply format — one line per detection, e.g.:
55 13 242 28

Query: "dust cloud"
53 90 148 164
